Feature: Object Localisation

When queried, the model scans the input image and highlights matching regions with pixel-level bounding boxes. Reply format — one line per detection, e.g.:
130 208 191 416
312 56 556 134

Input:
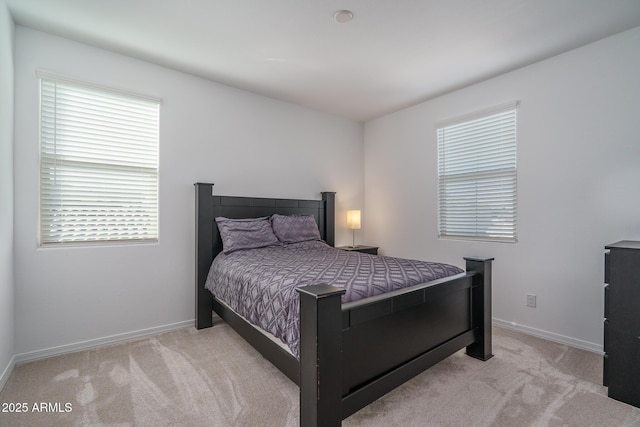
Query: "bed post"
297 284 345 427
195 182 215 329
321 192 336 247
464 256 494 361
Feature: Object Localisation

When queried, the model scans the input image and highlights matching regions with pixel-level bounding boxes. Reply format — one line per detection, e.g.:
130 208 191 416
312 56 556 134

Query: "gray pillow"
270 214 321 244
215 216 280 254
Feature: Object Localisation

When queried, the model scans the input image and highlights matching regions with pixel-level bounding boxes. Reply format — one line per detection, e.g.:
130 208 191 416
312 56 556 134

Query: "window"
437 102 518 243
39 71 160 245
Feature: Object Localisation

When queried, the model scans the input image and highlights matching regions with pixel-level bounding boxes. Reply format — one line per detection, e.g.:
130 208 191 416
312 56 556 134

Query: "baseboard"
8 318 602 370
14 319 194 364
493 317 602 354
0 354 16 391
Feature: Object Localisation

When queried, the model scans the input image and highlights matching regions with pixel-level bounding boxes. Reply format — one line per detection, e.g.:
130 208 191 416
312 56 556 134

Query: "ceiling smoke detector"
333 10 353 24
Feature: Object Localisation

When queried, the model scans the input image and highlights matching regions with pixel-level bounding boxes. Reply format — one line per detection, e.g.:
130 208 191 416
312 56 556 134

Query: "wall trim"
0 354 16 392
14 320 194 364
493 317 602 354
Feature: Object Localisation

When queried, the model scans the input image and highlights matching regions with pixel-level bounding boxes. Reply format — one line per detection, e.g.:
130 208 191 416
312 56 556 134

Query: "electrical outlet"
526 294 537 308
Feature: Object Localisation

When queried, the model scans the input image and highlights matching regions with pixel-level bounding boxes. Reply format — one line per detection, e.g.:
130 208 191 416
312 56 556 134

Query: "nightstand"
336 245 379 255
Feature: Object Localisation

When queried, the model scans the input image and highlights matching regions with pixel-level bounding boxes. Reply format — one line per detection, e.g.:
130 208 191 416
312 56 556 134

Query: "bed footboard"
297 256 494 426
464 256 493 361
298 284 346 426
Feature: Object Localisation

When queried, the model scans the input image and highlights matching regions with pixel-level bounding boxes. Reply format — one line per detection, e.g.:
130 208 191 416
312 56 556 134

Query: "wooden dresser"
604 241 640 408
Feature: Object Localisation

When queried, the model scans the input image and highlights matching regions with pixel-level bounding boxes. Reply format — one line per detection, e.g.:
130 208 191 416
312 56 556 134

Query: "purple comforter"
205 240 463 357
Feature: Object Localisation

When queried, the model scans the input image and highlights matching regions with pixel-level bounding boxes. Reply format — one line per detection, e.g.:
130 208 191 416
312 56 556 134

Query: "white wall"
364 27 640 352
0 0 15 388
13 27 363 358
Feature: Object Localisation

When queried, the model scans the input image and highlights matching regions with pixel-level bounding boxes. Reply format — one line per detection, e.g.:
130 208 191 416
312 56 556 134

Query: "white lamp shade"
347 210 361 230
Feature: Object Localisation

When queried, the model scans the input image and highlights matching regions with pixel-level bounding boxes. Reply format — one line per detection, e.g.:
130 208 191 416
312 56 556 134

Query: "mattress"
205 240 463 357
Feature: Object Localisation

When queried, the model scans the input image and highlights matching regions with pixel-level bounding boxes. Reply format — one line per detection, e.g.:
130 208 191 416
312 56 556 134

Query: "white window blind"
39 73 160 245
437 103 518 243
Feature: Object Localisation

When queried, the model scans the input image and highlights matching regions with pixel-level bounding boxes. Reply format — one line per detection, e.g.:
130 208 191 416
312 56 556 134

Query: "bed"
195 183 493 426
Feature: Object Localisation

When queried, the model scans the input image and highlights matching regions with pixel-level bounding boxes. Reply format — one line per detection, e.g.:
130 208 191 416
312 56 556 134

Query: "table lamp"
347 210 361 248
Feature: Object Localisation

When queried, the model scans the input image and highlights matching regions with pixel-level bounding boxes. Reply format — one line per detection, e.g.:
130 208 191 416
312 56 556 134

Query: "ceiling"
6 0 640 122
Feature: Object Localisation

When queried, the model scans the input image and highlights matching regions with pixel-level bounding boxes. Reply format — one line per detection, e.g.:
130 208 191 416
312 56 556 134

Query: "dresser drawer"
606 327 640 407
604 251 610 284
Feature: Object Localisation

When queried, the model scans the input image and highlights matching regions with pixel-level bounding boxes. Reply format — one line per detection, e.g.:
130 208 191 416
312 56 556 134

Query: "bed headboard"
194 182 336 329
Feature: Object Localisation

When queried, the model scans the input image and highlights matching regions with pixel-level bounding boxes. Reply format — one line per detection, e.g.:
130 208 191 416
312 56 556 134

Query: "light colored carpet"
1 321 639 427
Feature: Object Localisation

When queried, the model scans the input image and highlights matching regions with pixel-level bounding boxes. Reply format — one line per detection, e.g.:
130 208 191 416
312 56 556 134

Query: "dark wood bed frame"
195 183 494 426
